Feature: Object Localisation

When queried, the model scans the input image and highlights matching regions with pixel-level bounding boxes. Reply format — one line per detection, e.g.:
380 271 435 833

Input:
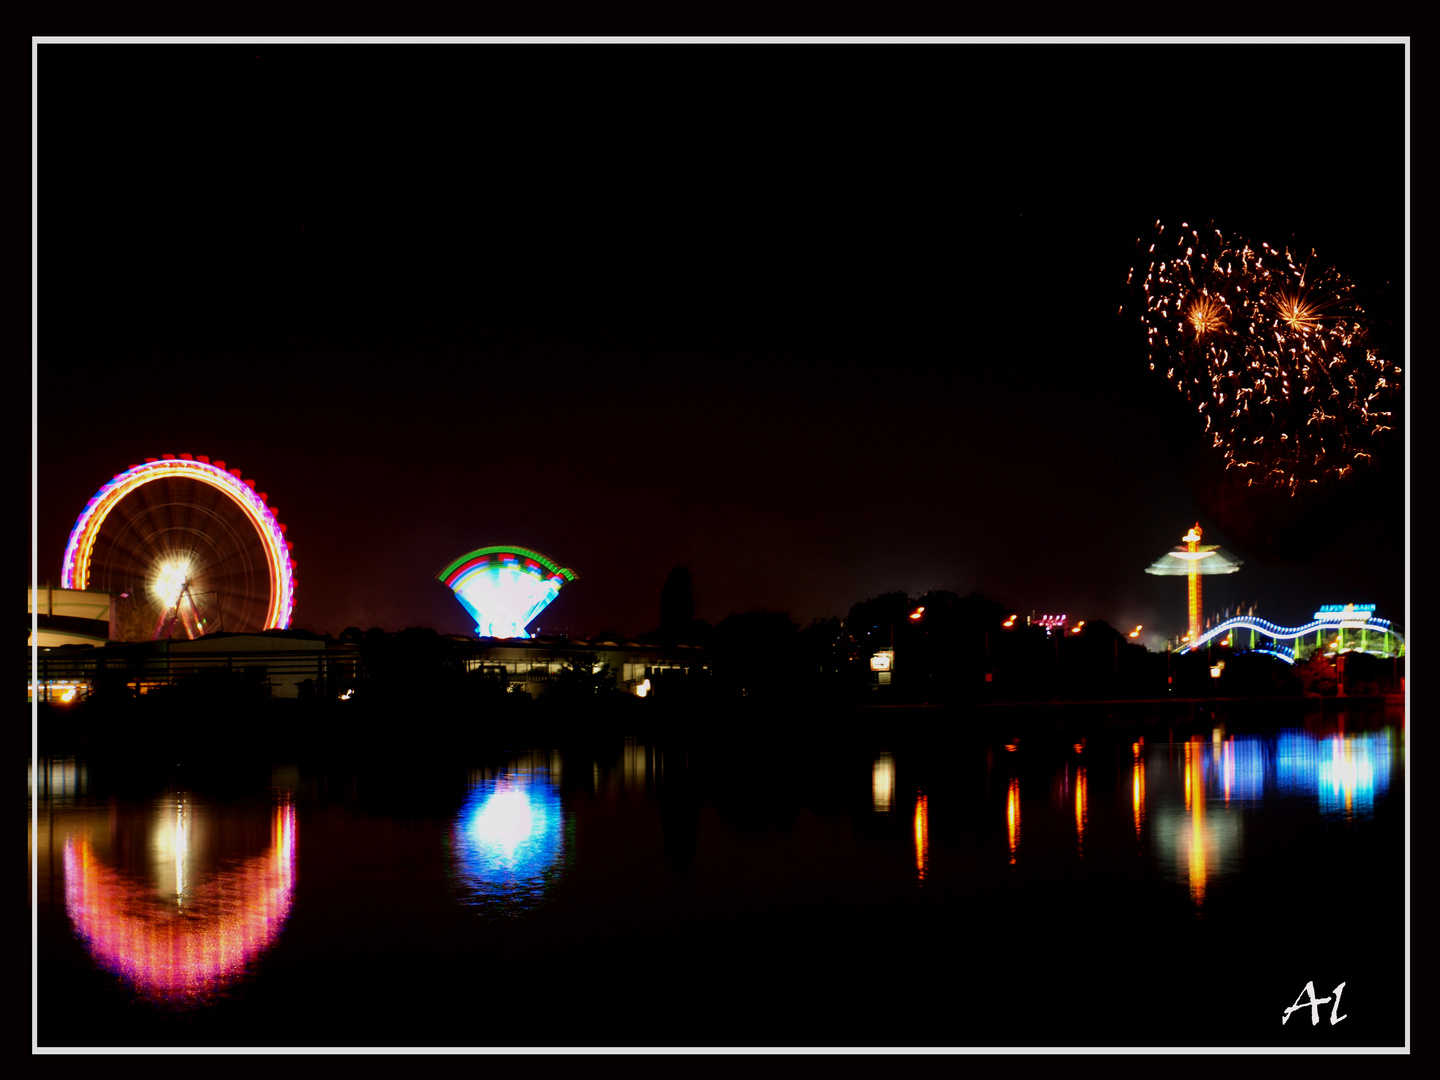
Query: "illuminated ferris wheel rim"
60 456 295 631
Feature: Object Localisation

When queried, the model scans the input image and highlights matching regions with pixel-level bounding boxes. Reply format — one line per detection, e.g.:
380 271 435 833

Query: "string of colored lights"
438 545 579 585
1179 610 1403 660
60 456 295 631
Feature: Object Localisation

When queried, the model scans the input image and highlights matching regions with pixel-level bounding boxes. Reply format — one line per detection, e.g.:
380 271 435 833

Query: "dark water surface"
32 703 1406 1049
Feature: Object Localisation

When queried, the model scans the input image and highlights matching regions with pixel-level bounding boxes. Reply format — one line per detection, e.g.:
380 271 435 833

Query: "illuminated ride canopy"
60 455 295 641
437 545 578 639
1144 523 1242 643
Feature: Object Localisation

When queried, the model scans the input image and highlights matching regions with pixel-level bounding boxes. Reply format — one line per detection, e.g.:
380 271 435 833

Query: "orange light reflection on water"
1006 777 1020 865
1132 742 1146 840
914 793 929 883
1185 738 1208 908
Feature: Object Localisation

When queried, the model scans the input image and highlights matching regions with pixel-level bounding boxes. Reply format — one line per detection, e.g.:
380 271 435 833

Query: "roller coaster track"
1179 611 1405 663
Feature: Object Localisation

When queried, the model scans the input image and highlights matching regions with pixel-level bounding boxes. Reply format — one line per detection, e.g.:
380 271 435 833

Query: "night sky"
35 42 1408 644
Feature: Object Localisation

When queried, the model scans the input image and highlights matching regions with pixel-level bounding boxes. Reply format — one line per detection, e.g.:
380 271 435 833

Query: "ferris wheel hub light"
152 558 195 607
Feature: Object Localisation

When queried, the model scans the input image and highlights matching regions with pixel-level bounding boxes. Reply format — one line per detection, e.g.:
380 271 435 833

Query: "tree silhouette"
643 565 710 646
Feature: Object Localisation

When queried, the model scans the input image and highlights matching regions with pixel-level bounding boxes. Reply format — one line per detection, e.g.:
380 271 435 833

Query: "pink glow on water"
63 802 297 1006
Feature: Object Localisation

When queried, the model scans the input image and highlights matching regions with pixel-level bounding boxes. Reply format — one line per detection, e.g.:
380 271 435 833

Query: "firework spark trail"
1126 221 1400 492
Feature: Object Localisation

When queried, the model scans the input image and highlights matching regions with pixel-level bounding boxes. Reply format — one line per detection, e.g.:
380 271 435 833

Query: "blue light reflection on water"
1203 731 1393 817
1272 729 1392 819
1274 730 1321 797
1182 729 1394 818
1150 726 1398 906
1221 735 1267 802
1316 729 1391 819
449 760 567 914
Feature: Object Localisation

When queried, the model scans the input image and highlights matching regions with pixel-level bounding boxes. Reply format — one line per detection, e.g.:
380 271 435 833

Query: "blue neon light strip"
1178 613 1403 655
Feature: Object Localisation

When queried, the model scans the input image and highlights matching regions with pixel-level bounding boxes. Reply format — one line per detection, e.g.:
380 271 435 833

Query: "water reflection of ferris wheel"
61 455 295 641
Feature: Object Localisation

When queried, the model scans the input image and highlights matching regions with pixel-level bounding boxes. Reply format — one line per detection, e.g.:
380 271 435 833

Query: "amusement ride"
60 455 295 641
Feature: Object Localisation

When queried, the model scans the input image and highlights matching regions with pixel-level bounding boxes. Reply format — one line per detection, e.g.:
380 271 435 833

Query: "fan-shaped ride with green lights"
437 546 578 639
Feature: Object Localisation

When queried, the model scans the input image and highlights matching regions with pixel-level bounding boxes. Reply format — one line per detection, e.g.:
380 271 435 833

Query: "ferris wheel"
60 454 296 642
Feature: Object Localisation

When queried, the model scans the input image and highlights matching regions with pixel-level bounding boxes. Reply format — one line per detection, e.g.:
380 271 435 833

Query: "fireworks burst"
1186 294 1227 337
1125 221 1400 493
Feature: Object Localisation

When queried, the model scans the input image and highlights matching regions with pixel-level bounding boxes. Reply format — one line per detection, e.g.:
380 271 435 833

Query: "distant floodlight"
438 546 578 639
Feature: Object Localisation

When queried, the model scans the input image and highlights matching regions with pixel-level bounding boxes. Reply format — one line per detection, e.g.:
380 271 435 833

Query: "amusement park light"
152 558 194 607
438 546 578 640
1175 608 1403 662
1145 524 1242 645
450 763 566 912
64 802 296 1004
61 456 296 634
